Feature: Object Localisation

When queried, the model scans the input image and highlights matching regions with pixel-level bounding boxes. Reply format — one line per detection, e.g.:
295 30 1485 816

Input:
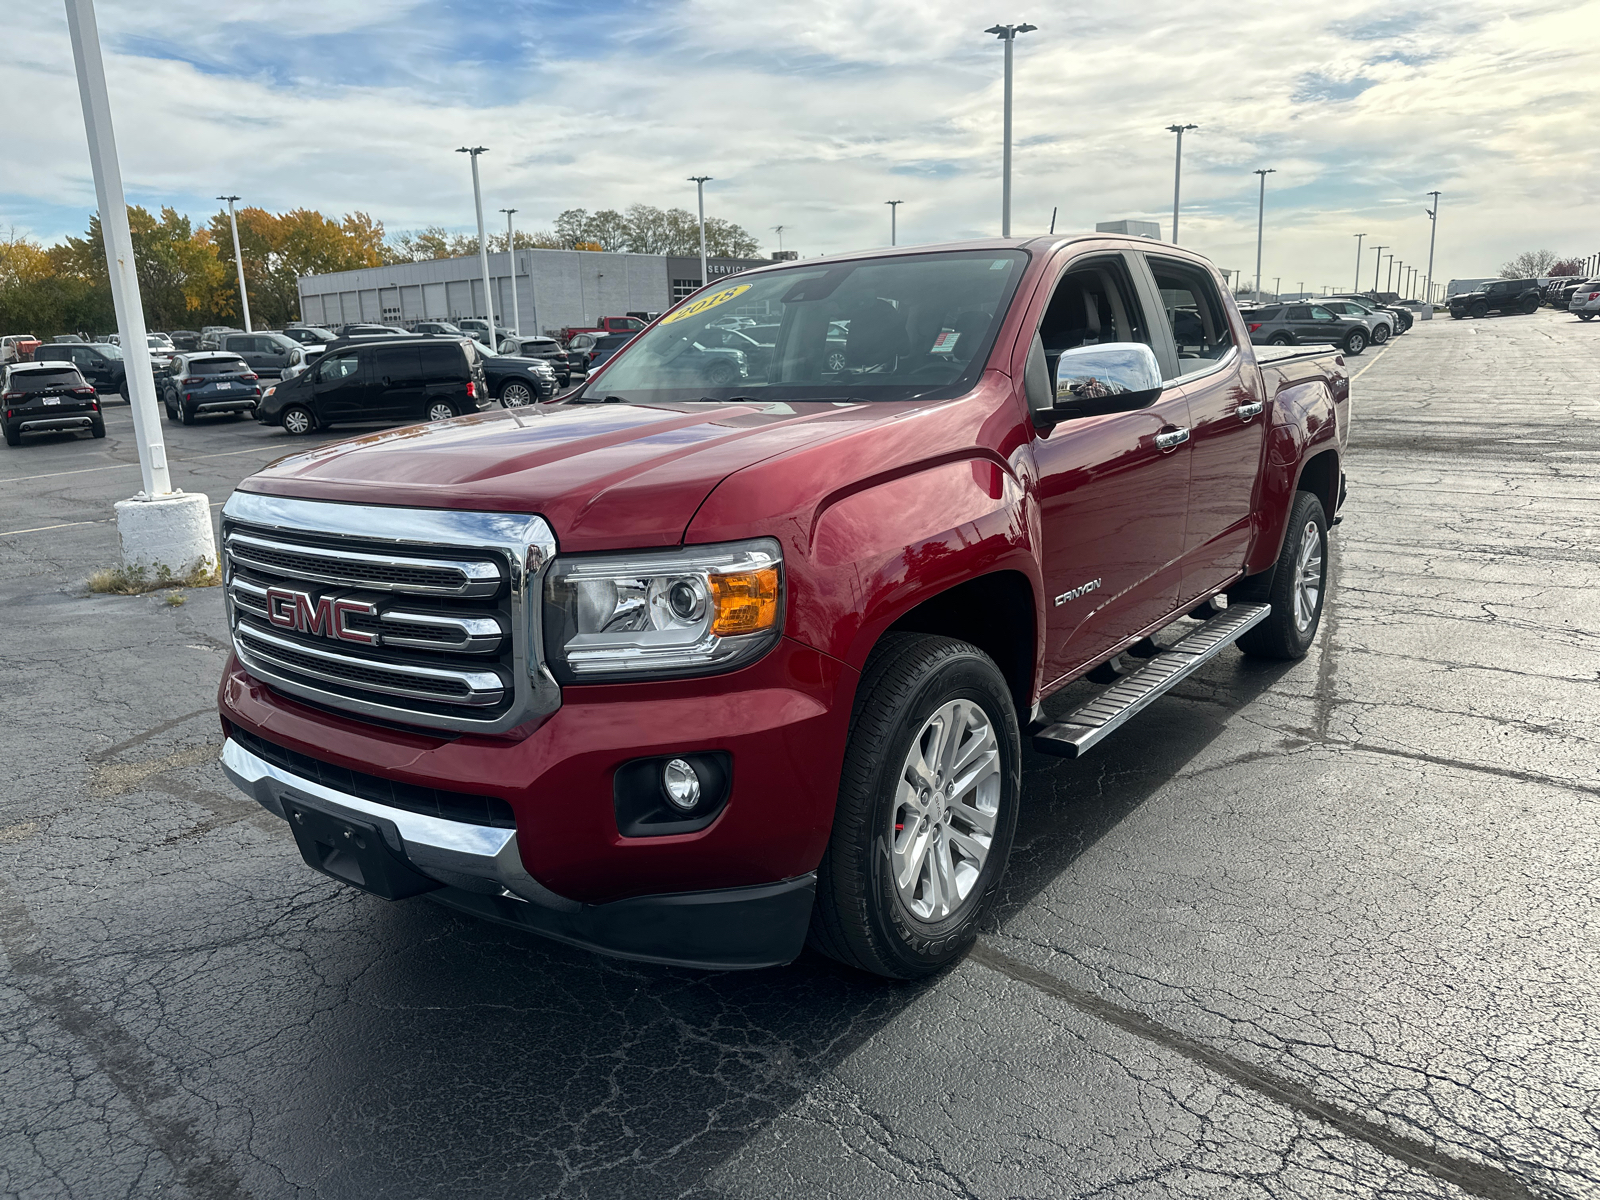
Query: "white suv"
1568 282 1600 322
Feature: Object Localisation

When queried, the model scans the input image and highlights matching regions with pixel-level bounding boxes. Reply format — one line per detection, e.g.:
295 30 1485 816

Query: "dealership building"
296 248 774 336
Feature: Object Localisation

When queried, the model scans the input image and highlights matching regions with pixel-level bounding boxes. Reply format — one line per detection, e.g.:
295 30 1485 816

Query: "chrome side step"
1032 602 1271 759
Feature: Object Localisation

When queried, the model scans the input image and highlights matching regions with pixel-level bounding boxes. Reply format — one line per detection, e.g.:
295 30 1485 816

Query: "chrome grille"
222 492 560 733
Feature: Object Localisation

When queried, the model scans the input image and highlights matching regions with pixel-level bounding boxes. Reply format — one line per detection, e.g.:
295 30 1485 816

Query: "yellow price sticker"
661 283 752 325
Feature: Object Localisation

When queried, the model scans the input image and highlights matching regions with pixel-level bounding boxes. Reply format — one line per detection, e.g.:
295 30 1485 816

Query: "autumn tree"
1500 249 1560 278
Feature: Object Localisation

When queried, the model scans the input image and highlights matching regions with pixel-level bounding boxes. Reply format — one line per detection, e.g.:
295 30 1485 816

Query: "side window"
319 351 361 382
1310 306 1335 320
1287 306 1312 321
418 344 464 381
1036 255 1151 385
1145 257 1236 381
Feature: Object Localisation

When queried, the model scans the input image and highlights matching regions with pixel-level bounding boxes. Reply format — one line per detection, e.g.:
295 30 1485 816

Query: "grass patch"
88 558 220 596
164 592 187 607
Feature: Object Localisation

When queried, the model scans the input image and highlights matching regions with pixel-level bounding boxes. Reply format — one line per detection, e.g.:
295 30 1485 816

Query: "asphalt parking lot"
2 310 1597 1200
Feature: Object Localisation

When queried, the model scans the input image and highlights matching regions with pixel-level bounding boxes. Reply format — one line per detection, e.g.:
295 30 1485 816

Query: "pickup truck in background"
559 315 647 342
216 235 1350 979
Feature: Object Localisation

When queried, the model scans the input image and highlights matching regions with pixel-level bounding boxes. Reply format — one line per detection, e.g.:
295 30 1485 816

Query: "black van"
255 337 489 435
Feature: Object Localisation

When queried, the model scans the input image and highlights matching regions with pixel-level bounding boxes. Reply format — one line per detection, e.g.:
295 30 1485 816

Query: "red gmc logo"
265 587 378 645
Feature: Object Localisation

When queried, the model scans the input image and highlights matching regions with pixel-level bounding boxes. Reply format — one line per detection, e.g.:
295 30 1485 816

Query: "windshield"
97 343 124 359
582 249 1029 403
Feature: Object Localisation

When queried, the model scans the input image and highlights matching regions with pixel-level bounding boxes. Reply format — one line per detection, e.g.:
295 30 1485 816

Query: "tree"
210 207 390 327
1548 258 1584 276
1500 249 1560 278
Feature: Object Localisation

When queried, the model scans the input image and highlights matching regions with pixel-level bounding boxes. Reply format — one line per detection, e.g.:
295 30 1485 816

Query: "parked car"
1317 299 1395 343
168 330 203 351
32 341 129 398
578 331 636 372
335 323 407 339
214 234 1351 977
280 346 316 380
1448 278 1542 319
0 334 40 364
1328 293 1411 333
219 332 303 377
280 326 337 347
1568 282 1600 321
2 361 105 446
498 335 577 385
455 319 499 344
558 315 647 341
52 335 85 343
254 336 491 435
1241 304 1370 354
200 326 243 350
413 321 467 337
472 342 559 405
154 352 262 424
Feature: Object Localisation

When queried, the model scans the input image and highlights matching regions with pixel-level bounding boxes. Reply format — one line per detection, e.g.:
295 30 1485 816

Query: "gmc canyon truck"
217 235 1349 979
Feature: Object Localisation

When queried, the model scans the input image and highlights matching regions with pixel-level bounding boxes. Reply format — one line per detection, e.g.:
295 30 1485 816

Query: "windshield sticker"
930 330 960 354
661 284 753 325
990 259 1010 270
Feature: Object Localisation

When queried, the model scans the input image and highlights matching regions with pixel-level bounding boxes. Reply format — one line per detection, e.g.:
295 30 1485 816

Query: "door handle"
1154 427 1190 450
1237 401 1264 421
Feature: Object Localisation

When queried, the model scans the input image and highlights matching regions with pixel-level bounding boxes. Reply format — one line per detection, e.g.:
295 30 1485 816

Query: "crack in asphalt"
968 942 1557 1200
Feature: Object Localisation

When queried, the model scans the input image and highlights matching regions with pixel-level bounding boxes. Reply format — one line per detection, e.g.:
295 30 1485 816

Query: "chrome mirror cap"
1056 342 1163 402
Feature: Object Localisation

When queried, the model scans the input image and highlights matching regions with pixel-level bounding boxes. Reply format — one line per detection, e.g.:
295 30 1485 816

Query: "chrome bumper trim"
220 737 575 909
18 416 94 431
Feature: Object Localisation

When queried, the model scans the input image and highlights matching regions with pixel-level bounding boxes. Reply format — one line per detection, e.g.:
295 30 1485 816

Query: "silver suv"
1568 281 1600 322
1318 298 1394 343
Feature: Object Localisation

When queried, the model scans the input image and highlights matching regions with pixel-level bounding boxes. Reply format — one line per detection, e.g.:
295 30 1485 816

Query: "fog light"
661 758 701 810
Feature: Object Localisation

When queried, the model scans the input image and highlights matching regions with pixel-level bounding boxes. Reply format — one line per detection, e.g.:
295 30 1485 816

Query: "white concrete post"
500 208 520 338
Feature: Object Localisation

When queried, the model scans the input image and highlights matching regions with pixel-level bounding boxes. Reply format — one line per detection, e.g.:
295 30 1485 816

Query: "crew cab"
559 315 647 342
216 235 1350 979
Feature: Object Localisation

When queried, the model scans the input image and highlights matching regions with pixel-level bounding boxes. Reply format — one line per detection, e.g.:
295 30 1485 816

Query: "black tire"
164 395 178 420
281 405 315 435
1469 302 1488 319
179 403 195 425
498 381 535 408
91 419 106 439
1450 310 1464 320
118 381 129 402
809 633 1021 979
1580 313 1595 322
703 359 739 387
1371 323 1390 344
3 424 18 447
1521 298 1539 315
1267 332 1293 346
426 400 457 422
1234 491 1329 660
1341 329 1367 355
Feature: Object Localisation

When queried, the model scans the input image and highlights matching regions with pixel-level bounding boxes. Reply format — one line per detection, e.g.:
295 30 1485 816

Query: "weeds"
164 592 187 607
87 558 220 596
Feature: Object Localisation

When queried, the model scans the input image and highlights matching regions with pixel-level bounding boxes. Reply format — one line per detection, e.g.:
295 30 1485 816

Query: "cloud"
4 0 1598 292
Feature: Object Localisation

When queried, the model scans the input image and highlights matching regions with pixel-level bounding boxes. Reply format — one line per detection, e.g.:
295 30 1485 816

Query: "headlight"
543 538 782 683
263 385 276 397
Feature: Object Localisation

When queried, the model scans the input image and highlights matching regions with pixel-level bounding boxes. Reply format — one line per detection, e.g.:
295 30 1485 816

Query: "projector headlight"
542 537 782 683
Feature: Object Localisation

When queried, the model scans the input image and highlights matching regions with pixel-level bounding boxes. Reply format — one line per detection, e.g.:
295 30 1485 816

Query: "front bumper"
221 734 816 969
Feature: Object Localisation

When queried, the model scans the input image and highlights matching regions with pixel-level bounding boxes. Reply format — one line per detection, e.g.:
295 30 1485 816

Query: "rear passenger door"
367 344 424 419
417 344 466 415
1135 254 1266 607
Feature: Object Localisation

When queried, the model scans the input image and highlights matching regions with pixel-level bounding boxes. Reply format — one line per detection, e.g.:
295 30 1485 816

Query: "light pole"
985 23 1037 237
688 175 712 287
771 225 786 254
1385 253 1395 293
886 200 903 246
499 207 520 338
1424 192 1441 309
1253 168 1275 303
1370 245 1386 292
456 147 495 352
1353 233 1366 293
1167 123 1198 243
218 195 251 332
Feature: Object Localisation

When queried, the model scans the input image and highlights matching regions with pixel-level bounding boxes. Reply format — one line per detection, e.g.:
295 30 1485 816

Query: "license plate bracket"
280 797 441 899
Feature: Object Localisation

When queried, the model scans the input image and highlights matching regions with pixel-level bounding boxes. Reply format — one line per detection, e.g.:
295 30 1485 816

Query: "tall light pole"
1353 233 1366 293
1424 191 1441 309
217 195 252 332
688 175 712 287
1253 168 1275 303
1167 123 1198 243
771 225 786 254
886 199 903 246
1385 253 1395 293
985 23 1037 237
456 147 495 351
499 207 520 339
1370 244 1386 292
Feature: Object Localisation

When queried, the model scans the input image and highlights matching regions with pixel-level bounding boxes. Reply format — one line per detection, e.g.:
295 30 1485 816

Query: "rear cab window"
1144 257 1237 382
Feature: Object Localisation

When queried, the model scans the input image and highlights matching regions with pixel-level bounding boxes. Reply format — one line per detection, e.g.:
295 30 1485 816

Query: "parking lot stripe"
1 500 224 538
0 441 330 487
969 942 1541 1200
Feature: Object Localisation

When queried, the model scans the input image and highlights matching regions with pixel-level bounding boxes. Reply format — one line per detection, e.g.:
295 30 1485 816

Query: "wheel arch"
881 569 1038 719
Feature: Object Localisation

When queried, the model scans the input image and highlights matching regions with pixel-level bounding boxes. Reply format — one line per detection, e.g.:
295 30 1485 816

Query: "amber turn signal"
708 567 779 636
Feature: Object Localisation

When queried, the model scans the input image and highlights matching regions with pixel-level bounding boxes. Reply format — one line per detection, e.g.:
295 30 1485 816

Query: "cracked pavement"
1 310 1596 1198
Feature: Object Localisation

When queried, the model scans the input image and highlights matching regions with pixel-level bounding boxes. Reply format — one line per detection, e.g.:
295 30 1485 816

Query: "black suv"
156 352 263 424
1449 278 1542 319
255 336 489 435
2 362 105 446
32 341 128 399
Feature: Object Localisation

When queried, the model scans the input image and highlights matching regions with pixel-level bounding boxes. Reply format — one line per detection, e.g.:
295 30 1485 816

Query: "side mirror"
1051 342 1164 419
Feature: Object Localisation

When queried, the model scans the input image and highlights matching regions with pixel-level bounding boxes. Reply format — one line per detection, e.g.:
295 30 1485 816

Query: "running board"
1031 603 1271 759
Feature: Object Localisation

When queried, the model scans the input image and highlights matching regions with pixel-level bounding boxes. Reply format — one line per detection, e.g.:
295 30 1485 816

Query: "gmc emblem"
265 586 378 645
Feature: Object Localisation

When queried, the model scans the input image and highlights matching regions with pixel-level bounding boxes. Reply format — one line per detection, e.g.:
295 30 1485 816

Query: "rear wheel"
3 424 18 447
281 405 315 435
498 381 535 408
1341 329 1368 355
1580 313 1595 322
179 403 195 425
426 400 456 422
91 419 106 439
118 381 129 402
1371 323 1390 344
1267 332 1293 346
809 634 1021 979
1234 491 1328 661
1522 298 1539 315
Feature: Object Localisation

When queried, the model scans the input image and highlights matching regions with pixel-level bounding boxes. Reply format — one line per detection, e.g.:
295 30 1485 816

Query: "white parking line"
0 443 307 486
0 500 226 538
1350 343 1393 380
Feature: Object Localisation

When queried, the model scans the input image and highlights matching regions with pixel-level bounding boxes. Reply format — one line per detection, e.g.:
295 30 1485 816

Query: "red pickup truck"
217 236 1349 978
559 316 646 342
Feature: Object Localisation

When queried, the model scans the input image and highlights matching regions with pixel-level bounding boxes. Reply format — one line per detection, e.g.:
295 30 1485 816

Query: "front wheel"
1267 332 1293 346
809 634 1021 979
1234 491 1329 660
1342 329 1367 355
498 381 535 408
426 400 456 422
1470 302 1488 319
281 405 315 435
1371 323 1390 344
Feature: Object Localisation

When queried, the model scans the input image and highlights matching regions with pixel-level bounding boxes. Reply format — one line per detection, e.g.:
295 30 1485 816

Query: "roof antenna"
1049 206 1057 235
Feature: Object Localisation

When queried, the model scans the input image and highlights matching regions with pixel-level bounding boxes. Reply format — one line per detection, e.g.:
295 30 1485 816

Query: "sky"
5 0 1599 295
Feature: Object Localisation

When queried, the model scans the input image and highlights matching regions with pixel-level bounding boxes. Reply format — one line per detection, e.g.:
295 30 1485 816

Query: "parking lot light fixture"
1166 123 1197 243
218 195 251 332
1253 168 1275 303
1385 253 1395 293
1353 233 1365 293
499 208 520 338
886 200 903 246
456 147 495 354
689 176 712 288
986 23 1037 237
771 225 786 253
1370 244 1386 292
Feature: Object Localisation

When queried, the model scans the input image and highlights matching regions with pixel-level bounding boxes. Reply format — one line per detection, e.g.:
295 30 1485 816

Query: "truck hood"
237 398 903 551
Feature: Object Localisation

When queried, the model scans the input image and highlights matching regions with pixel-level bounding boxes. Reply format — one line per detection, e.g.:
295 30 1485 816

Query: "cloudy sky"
6 0 1598 292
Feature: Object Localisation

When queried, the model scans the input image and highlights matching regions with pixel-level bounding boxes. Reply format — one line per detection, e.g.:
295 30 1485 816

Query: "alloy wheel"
1293 519 1324 633
282 407 312 435
889 698 1002 922
427 402 455 422
500 382 533 407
